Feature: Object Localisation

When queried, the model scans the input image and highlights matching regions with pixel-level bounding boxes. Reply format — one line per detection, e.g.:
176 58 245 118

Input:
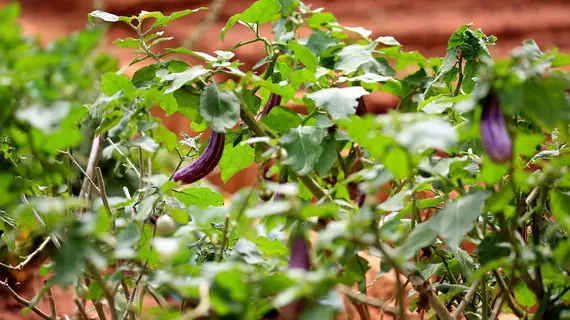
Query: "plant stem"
44 280 57 320
0 280 53 320
216 214 230 262
454 278 481 319
453 54 464 96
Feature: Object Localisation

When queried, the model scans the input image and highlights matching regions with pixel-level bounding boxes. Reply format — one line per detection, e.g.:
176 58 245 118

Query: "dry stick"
95 167 112 215
182 282 210 320
59 150 100 195
492 270 524 318
44 280 57 320
81 134 105 201
394 271 408 320
0 237 51 270
337 285 398 316
489 296 504 320
73 298 90 320
106 138 141 178
0 280 53 320
454 278 481 319
21 195 62 249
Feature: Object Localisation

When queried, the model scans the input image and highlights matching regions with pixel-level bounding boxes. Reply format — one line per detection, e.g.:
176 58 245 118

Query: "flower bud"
480 93 513 163
173 132 225 184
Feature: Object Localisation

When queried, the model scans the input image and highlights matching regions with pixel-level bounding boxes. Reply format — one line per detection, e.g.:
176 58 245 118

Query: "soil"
2 0 569 319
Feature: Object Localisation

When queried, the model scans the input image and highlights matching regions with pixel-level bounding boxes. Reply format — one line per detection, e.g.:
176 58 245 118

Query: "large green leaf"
306 87 368 119
288 40 319 72
174 187 224 209
199 84 240 133
281 126 327 175
163 65 209 94
334 42 383 74
429 191 491 248
221 0 281 40
219 143 255 183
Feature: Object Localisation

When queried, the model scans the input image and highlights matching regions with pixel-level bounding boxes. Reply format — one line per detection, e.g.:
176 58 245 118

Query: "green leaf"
112 37 141 48
174 89 201 123
306 87 368 119
429 191 491 248
155 92 178 116
418 95 454 114
376 36 401 46
174 187 224 209
451 247 474 282
199 84 240 133
163 65 209 94
152 8 206 28
551 51 570 67
155 126 178 151
513 282 537 308
101 72 137 100
255 236 289 259
221 0 281 40
281 126 327 175
549 190 570 233
288 40 319 72
261 106 302 134
514 132 543 157
89 10 120 22
314 138 337 176
289 69 317 83
306 12 336 29
219 143 255 183
334 42 384 74
165 47 217 62
399 221 439 259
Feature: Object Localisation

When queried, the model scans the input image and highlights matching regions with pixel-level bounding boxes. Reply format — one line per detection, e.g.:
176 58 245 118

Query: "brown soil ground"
2 0 569 319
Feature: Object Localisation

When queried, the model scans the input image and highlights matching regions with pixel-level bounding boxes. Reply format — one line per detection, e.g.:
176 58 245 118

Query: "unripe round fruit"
278 148 288 162
156 215 177 234
259 189 274 201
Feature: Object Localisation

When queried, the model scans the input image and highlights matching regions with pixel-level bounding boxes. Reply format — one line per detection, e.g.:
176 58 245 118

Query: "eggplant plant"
1 1 570 320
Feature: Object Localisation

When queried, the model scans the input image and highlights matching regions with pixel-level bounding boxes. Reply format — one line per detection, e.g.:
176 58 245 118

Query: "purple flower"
173 132 225 184
480 93 513 163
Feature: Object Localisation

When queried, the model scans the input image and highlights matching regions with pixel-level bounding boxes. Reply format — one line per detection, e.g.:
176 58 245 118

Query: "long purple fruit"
480 93 513 163
355 96 368 116
173 131 225 184
260 93 282 117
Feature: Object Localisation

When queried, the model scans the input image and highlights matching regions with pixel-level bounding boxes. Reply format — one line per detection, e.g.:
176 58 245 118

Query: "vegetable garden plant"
1 0 570 319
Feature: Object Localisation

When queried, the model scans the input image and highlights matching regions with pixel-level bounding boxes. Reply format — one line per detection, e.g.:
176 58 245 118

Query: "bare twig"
59 150 100 195
489 296 504 320
0 237 51 270
20 195 61 249
73 298 89 320
182 282 210 320
81 134 105 201
0 280 53 320
492 270 524 318
106 138 141 178
454 278 481 319
44 280 57 320
215 214 231 262
394 271 408 319
338 285 398 316
95 167 112 218
88 262 118 320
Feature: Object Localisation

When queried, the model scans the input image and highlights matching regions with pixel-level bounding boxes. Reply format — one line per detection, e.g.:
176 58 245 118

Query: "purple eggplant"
173 132 225 184
288 235 310 270
260 93 282 117
480 93 513 163
355 96 368 116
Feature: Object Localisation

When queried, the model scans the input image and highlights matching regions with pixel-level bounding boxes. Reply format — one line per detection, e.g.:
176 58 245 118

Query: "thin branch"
489 296 504 320
0 280 53 320
81 134 105 201
394 271 408 319
492 270 524 318
95 167 112 218
44 280 57 320
0 237 50 270
215 214 230 262
59 150 100 195
20 195 61 249
182 282 210 320
73 298 89 320
454 278 481 319
338 285 397 316
106 138 141 178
